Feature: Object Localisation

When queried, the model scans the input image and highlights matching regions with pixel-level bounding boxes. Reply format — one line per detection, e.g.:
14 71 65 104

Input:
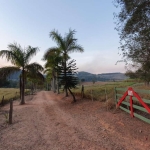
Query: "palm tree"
43 48 62 93
0 43 43 104
49 29 84 96
25 62 44 94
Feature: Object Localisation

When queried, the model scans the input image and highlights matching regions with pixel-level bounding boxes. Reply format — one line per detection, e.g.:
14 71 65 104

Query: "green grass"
73 81 136 101
0 88 30 104
72 81 150 111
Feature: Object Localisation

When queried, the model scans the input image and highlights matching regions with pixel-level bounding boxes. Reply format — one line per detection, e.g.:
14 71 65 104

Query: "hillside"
7 71 21 81
77 71 127 82
8 71 128 82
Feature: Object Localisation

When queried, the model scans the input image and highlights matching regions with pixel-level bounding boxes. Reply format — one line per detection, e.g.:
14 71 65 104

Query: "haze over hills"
8 71 127 82
77 71 128 81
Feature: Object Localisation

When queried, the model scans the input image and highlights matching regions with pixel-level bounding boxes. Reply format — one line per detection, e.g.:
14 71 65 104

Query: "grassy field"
72 81 150 109
1 81 150 106
73 81 136 101
0 88 30 104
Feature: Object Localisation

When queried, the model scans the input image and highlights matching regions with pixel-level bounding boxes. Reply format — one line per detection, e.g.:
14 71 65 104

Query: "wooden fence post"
9 99 13 124
91 90 93 101
1 96 4 106
15 92 17 100
81 85 84 99
105 87 108 101
114 87 118 109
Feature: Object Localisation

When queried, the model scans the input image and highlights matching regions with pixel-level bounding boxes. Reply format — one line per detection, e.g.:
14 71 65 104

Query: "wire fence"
0 89 31 106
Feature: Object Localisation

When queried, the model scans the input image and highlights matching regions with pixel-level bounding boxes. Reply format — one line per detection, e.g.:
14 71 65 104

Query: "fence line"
115 87 150 124
0 89 31 106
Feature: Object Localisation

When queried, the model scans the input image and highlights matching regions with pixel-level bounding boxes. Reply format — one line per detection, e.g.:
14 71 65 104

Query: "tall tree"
0 43 43 104
43 48 62 93
114 0 150 84
59 59 79 102
26 62 44 94
49 29 84 96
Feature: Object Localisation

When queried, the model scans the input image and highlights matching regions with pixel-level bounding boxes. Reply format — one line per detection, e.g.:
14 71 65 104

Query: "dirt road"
0 91 150 150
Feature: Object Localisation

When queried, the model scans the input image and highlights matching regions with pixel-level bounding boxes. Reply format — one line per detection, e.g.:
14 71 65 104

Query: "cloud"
0 48 126 74
70 50 126 74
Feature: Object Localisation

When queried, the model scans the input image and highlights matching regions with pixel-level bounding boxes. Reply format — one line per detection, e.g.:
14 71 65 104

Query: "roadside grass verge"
73 81 136 101
0 88 30 104
72 81 150 110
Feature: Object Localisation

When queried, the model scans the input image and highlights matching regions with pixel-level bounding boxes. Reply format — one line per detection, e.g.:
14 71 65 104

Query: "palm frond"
65 29 77 47
36 72 45 81
44 68 53 79
27 71 45 81
65 29 75 41
46 72 53 79
44 61 53 68
43 47 59 60
0 50 14 61
50 29 65 49
44 68 53 74
25 62 44 72
0 66 20 79
67 44 84 53
8 43 23 54
0 43 24 67
8 43 24 66
25 63 45 82
25 46 39 64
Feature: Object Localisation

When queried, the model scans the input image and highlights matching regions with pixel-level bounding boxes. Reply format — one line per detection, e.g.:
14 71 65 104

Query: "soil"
0 91 150 150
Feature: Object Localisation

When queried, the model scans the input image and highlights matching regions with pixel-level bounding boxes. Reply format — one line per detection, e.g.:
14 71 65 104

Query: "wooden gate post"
114 87 118 108
130 96 134 117
91 90 93 101
9 99 13 124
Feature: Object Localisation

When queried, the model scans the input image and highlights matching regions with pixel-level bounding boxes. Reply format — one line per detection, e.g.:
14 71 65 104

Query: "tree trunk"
20 69 25 104
47 82 49 91
31 82 34 95
56 73 59 94
35 83 37 92
64 57 68 97
68 87 76 103
19 75 22 100
56 77 59 94
9 99 13 124
81 85 84 99
65 87 68 97
53 77 56 93
50 79 53 91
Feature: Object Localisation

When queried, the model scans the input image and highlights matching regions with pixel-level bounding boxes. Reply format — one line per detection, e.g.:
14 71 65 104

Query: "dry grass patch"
0 88 20 103
0 88 30 104
73 81 136 102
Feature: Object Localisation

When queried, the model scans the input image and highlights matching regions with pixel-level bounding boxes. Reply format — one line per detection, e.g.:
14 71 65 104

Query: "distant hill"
7 71 21 81
7 70 128 82
77 71 128 82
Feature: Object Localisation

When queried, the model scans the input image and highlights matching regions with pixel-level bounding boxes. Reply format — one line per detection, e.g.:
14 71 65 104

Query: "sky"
0 0 126 74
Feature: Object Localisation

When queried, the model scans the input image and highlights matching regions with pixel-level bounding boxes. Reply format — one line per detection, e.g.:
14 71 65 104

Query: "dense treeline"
114 0 150 85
